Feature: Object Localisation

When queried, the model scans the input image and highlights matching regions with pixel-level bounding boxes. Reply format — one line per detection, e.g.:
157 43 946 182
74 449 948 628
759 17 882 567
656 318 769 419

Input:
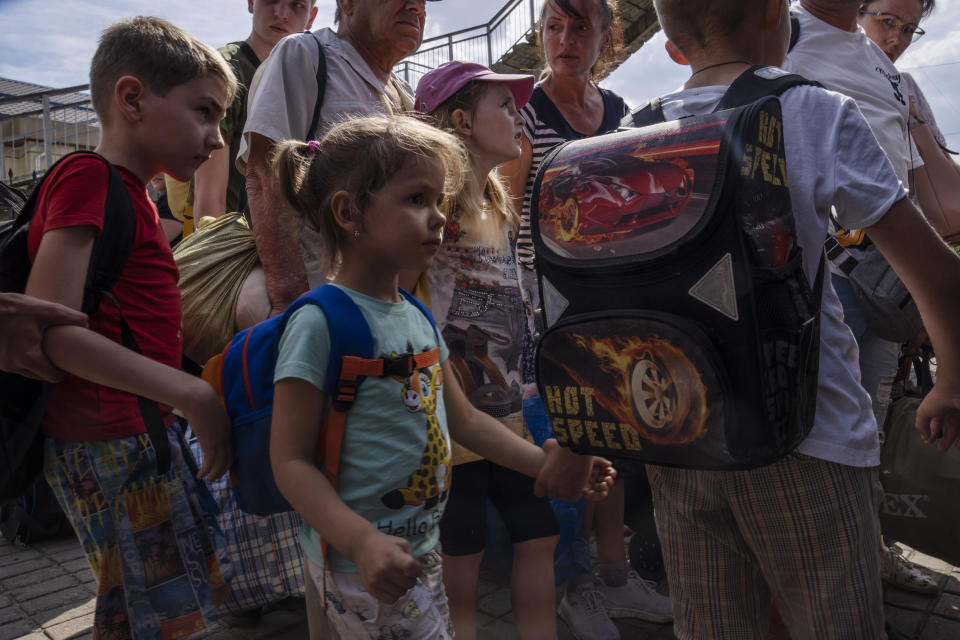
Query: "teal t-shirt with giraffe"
274 284 451 573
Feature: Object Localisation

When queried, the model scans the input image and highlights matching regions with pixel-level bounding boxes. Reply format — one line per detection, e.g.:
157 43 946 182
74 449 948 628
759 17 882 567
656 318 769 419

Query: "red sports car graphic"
540 155 694 242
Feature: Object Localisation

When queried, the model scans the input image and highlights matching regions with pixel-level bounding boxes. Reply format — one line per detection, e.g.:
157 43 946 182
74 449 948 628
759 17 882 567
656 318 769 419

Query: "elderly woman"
501 2 671 639
238 0 441 317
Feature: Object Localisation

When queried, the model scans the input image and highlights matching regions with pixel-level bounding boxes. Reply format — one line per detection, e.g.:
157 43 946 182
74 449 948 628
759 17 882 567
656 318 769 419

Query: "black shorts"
439 459 559 556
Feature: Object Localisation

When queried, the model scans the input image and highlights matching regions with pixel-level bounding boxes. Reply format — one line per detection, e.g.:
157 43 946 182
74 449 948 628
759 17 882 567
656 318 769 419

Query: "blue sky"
1 0 958 150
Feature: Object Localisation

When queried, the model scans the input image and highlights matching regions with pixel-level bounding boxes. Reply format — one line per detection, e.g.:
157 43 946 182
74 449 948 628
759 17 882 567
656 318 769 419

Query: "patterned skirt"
44 422 233 640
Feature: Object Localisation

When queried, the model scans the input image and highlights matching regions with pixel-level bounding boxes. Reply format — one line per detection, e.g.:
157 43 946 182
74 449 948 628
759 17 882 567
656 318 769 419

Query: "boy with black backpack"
22 17 239 639
625 0 960 636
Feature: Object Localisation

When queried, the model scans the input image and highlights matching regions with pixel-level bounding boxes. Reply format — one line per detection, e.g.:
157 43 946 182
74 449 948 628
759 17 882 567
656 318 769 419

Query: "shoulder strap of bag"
624 97 666 128
317 285 440 488
81 153 136 315
714 66 818 112
823 232 859 277
789 13 801 52
308 32 329 141
624 66 817 128
236 41 261 69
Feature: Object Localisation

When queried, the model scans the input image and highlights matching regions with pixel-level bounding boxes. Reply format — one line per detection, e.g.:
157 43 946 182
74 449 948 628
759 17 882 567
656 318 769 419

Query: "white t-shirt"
237 28 412 285
657 81 907 467
783 3 920 187
238 28 409 170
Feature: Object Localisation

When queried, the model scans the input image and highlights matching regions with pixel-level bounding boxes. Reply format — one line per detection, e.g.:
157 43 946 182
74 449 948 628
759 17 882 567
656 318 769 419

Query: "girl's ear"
330 190 361 236
450 108 473 138
115 76 146 123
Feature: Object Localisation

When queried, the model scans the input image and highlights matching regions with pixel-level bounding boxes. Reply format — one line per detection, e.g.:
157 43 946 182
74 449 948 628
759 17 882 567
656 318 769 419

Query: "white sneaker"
558 582 620 640
599 569 673 623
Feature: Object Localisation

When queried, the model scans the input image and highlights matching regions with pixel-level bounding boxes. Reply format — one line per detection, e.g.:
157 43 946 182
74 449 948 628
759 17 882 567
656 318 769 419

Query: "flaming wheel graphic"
631 357 677 429
628 346 700 434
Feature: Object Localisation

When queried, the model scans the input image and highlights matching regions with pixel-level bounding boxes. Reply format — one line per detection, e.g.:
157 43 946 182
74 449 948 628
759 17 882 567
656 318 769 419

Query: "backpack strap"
714 66 819 112
623 97 667 128
623 67 817 127
236 41 260 69
308 32 329 141
789 13 801 53
315 285 441 488
82 155 136 315
22 152 169 474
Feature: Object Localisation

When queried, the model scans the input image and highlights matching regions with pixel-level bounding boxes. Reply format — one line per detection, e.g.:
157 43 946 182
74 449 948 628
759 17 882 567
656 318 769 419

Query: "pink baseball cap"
415 61 535 115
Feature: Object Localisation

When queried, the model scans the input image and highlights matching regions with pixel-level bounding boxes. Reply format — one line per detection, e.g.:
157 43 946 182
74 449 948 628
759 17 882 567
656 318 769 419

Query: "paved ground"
2 532 959 640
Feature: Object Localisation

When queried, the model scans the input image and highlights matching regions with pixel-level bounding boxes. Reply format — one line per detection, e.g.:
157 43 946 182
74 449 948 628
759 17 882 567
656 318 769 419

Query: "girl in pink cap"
411 61 590 640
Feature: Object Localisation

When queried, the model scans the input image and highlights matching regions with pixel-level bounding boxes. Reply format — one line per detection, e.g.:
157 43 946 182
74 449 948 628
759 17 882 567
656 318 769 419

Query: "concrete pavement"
2 532 959 639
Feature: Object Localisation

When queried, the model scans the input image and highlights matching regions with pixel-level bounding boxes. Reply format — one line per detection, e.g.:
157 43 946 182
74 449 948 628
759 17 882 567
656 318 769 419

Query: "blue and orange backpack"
202 284 441 516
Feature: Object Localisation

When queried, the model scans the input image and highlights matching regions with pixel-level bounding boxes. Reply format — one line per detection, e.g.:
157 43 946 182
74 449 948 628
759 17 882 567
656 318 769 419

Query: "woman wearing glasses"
858 0 931 65
858 1 957 221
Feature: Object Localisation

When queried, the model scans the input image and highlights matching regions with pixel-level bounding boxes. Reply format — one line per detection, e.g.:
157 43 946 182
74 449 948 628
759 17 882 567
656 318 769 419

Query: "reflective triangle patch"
688 253 738 321
542 276 570 328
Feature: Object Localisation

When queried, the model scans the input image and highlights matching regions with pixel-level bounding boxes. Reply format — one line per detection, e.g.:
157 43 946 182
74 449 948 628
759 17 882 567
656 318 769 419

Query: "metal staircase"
395 0 661 87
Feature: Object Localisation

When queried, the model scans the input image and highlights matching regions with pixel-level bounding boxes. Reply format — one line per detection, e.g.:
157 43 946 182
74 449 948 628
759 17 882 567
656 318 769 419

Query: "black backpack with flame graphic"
531 67 824 469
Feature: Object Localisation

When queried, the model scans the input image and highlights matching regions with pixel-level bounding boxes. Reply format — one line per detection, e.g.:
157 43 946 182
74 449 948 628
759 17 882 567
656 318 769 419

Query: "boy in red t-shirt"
24 17 238 639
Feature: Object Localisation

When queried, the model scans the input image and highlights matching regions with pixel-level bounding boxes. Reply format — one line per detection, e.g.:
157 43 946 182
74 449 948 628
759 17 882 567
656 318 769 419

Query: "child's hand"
583 457 617 501
915 383 960 452
534 438 594 501
184 381 234 481
354 530 423 604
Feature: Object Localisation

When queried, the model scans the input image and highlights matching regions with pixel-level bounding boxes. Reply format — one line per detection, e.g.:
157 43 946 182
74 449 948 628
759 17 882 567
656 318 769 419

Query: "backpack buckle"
332 380 359 412
381 354 415 379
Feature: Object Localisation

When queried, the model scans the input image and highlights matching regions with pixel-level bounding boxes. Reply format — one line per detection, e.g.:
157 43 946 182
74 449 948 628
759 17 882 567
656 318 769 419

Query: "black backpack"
0 151 169 506
531 66 824 469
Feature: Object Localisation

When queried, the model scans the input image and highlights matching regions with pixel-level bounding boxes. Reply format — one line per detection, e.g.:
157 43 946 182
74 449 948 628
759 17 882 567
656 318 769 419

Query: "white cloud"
2 0 957 149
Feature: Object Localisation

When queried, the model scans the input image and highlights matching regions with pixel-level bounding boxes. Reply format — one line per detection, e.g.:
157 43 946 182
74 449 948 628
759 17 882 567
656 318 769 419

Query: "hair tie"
306 140 321 156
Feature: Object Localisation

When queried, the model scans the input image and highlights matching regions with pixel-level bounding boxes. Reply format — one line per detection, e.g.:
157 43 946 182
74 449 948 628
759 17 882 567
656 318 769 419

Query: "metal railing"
2 0 548 186
1 84 100 188
395 0 546 86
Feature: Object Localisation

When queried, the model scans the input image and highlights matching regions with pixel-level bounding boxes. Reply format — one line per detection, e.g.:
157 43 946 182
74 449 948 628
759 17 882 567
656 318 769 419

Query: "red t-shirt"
27 155 182 440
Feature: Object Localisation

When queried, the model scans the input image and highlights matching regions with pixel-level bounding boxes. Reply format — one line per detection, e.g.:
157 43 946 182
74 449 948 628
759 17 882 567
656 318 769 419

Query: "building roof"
0 77 98 125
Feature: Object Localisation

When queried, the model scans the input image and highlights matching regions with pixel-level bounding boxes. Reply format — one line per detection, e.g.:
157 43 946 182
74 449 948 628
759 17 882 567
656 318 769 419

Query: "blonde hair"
273 115 468 277
427 80 520 234
90 17 237 121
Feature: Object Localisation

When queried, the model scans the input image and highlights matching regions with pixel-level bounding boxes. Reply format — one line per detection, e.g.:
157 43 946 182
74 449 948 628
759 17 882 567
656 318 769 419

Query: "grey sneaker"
558 582 620 640
881 544 939 594
599 569 673 623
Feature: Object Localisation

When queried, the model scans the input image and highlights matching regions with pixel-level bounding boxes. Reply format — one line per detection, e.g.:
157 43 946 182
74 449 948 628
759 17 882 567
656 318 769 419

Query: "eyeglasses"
859 9 926 41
